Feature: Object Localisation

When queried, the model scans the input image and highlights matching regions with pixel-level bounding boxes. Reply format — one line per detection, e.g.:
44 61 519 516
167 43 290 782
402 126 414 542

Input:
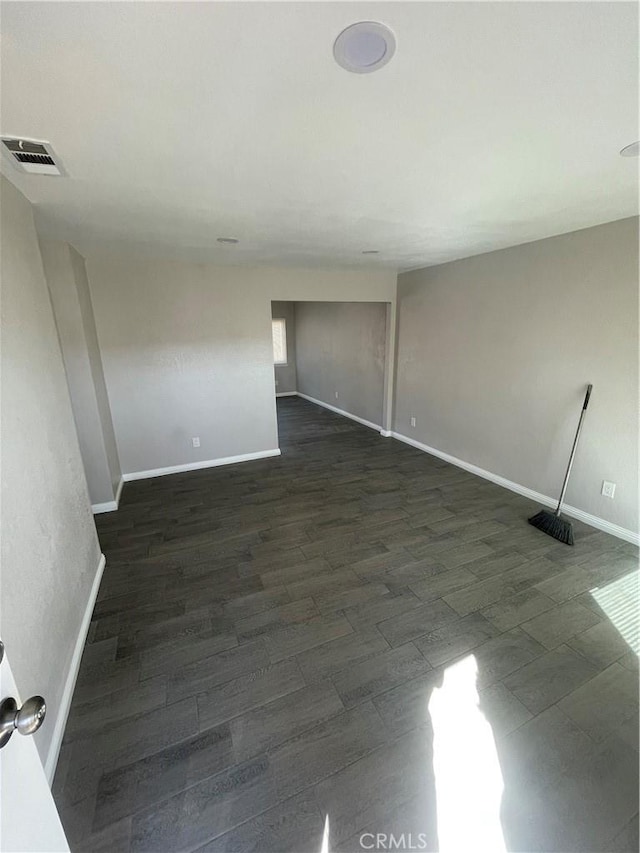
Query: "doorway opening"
270 300 396 452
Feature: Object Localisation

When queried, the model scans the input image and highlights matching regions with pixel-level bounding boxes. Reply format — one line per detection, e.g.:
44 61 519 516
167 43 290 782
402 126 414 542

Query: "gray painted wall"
0 177 102 766
271 301 297 394
295 302 387 428
40 239 121 505
85 257 396 474
69 245 122 498
394 217 639 535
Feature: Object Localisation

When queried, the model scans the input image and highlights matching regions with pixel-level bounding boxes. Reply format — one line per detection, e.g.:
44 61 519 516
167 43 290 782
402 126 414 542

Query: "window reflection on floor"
428 654 506 853
590 570 640 654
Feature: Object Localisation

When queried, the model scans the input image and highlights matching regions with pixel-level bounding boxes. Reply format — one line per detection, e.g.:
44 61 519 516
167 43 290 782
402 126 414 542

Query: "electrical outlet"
601 480 616 499
192 437 200 448
410 416 416 428
335 391 339 399
275 380 279 387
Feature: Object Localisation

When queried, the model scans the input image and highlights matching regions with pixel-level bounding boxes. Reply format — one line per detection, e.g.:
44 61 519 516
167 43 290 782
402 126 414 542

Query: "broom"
528 384 593 546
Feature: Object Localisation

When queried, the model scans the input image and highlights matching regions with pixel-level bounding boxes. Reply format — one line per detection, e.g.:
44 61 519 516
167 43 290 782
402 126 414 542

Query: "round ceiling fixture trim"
620 141 640 157
217 237 239 244
333 22 396 74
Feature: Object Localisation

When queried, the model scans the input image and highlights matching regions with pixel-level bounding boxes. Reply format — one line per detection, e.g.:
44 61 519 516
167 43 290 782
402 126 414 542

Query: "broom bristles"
528 509 574 546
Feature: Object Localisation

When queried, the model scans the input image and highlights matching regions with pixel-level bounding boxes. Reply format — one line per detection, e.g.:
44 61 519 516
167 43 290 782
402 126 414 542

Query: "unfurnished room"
0 3 638 852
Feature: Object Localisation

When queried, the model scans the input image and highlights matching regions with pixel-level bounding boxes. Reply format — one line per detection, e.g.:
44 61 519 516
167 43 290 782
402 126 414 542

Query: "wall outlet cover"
410 416 416 428
601 480 616 499
192 437 200 448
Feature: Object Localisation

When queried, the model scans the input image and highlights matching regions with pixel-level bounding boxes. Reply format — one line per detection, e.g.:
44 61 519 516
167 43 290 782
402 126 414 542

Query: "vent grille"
1 137 64 176
3 139 49 155
14 152 56 166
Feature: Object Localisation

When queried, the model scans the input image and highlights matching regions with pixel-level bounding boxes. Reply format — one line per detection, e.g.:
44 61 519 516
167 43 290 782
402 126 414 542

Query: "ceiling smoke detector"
620 141 640 157
1 137 65 175
333 22 396 74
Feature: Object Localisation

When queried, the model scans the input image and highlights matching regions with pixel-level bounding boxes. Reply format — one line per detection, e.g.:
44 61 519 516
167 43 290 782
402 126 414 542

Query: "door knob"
0 695 46 748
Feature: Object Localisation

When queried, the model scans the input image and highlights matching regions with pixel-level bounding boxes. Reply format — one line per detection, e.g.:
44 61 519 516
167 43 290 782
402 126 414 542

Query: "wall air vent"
1 137 65 176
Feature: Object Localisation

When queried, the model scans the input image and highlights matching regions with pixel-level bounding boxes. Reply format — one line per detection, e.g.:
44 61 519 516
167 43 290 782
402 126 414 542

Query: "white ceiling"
1 1 638 271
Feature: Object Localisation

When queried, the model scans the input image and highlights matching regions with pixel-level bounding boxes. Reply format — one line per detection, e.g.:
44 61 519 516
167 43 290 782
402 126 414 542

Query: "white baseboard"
296 392 382 433
123 449 281 482
44 552 106 783
392 431 639 547
92 499 117 514
276 391 297 398
380 430 393 437
92 476 124 515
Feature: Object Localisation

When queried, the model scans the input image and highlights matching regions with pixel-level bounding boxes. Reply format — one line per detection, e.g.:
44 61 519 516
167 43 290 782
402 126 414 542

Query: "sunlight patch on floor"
320 814 330 853
428 654 506 853
590 570 639 654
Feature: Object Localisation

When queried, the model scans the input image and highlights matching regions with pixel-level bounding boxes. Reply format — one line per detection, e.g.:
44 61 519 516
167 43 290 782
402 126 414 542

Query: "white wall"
86 256 396 475
394 217 639 536
39 239 121 507
271 301 297 394
295 302 387 427
0 177 102 770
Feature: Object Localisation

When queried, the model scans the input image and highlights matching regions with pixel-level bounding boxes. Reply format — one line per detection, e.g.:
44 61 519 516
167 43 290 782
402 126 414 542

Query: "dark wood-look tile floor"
53 397 639 853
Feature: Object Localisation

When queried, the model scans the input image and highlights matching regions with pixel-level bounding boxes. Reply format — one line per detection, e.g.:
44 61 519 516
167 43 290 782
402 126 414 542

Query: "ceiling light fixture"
620 141 640 157
362 250 379 254
217 237 239 244
333 22 396 74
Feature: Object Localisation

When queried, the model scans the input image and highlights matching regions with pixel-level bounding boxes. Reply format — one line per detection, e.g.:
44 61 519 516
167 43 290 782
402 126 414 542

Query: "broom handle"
555 384 593 515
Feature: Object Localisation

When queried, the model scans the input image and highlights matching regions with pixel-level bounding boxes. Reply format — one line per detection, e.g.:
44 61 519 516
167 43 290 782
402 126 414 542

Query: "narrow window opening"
272 318 287 365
